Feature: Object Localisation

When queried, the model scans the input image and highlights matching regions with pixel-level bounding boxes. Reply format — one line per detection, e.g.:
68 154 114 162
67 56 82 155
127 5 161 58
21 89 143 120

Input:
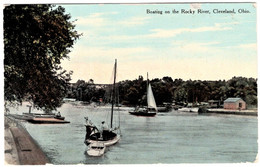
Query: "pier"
8 113 70 124
28 117 70 124
4 116 49 165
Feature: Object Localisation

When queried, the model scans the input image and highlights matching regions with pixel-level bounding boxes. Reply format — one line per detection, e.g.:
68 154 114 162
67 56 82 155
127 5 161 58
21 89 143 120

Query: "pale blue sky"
60 3 257 83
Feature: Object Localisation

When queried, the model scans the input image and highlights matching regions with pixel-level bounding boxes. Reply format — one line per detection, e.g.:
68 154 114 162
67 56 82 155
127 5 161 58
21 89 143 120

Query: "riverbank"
4 115 49 165
206 109 258 116
177 107 258 116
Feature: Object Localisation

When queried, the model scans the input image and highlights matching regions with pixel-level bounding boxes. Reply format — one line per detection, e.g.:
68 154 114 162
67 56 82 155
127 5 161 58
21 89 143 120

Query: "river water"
10 102 258 164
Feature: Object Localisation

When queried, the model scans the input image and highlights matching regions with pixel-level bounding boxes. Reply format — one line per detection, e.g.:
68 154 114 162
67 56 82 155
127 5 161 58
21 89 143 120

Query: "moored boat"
129 73 157 117
129 108 156 116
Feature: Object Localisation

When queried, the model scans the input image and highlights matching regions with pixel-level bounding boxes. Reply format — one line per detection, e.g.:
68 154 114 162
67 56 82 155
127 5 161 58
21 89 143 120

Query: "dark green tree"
4 4 81 112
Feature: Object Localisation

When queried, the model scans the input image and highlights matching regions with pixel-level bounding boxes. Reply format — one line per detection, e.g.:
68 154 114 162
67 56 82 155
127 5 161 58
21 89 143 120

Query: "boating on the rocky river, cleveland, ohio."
3 2 258 165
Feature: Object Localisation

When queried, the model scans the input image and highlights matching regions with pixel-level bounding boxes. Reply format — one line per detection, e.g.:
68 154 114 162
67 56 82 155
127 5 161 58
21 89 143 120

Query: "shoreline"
4 115 49 165
176 107 258 116
206 108 258 116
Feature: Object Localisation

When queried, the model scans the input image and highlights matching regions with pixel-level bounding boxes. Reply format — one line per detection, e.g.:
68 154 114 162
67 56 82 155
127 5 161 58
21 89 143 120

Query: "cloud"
119 16 150 26
146 24 232 38
62 39 257 83
77 22 234 47
90 12 118 17
214 22 239 27
237 43 257 50
75 16 106 27
65 45 150 63
171 43 218 54
75 12 118 27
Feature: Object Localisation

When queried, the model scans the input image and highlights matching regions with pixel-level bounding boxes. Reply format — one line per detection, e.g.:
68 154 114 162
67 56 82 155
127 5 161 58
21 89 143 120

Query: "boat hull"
129 111 156 117
86 135 120 147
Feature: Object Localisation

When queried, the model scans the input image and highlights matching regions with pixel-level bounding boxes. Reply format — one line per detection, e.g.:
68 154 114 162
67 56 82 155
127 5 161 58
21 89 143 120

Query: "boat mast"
147 72 149 108
147 72 149 87
111 59 117 129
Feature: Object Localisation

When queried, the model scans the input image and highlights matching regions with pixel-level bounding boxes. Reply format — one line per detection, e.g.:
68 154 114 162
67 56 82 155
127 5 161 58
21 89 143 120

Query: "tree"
4 5 81 112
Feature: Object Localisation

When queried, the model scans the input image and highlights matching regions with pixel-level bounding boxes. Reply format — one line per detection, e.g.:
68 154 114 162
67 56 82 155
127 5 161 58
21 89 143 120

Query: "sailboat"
129 73 157 116
84 59 120 147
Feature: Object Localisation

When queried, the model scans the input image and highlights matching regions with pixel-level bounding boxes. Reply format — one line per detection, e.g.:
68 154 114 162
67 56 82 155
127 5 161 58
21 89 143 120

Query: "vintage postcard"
2 1 258 165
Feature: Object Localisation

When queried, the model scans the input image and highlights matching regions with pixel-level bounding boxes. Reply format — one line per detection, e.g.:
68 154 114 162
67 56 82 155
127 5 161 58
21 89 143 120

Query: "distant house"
224 98 246 110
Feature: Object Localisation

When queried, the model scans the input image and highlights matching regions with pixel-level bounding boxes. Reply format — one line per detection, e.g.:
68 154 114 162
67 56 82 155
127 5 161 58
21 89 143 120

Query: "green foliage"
4 4 81 111
67 79 106 102
171 77 257 107
67 76 257 108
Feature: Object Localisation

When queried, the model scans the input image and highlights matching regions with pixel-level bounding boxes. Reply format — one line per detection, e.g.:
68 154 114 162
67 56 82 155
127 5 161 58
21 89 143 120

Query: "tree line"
66 76 257 108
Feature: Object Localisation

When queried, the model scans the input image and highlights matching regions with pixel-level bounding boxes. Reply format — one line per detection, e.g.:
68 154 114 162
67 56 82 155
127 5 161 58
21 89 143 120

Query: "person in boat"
85 117 92 126
135 106 139 112
56 111 61 117
84 117 98 143
100 121 109 139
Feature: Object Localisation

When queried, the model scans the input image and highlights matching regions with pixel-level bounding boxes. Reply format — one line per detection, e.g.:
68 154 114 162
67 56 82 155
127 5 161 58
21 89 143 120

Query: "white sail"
147 83 157 111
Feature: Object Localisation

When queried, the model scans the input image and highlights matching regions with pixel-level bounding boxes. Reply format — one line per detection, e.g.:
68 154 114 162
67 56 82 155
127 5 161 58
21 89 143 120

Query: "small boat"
84 59 121 147
157 103 172 112
54 116 65 120
129 73 157 117
87 142 106 156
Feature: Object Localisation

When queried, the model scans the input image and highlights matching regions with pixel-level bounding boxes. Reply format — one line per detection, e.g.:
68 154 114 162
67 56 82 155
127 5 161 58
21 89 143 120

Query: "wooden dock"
8 114 70 124
27 117 70 124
